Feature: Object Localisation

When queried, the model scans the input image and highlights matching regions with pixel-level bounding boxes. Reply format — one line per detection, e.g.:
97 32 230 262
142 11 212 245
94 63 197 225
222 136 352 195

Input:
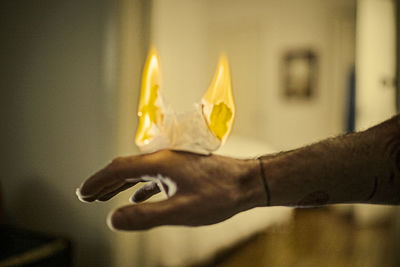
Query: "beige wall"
151 0 209 112
204 0 356 150
356 0 397 129
150 0 356 152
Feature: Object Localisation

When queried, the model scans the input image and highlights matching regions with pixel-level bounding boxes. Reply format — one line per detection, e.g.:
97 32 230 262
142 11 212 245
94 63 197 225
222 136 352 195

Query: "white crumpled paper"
137 102 221 155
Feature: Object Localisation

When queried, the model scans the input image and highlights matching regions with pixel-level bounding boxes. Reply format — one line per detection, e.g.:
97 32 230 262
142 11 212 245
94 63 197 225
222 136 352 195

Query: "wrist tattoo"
258 158 271 206
366 176 378 201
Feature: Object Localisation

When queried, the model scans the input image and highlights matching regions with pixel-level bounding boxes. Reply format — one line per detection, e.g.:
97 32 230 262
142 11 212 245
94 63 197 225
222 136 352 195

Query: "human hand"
77 150 266 230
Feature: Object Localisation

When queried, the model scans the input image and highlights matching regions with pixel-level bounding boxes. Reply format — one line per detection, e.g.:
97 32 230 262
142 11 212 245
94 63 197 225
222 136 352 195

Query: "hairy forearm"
255 115 400 207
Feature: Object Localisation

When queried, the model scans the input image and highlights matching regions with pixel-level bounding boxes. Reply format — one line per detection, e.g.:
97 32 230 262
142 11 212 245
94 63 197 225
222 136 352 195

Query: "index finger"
77 155 158 200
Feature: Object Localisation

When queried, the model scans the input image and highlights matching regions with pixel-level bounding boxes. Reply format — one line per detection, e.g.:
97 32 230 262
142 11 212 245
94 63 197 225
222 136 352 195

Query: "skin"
78 115 400 231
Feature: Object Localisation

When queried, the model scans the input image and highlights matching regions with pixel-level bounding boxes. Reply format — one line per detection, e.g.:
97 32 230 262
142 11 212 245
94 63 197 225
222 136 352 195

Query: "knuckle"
111 156 124 166
158 149 177 159
157 149 170 156
148 155 167 172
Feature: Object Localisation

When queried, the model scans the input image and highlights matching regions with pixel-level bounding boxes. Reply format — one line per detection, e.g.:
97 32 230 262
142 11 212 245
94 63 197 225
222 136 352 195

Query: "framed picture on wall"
282 49 318 99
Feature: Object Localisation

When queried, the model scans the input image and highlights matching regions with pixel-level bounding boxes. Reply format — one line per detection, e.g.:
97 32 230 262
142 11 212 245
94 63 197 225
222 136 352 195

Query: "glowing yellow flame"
135 49 235 149
135 47 163 146
202 54 235 142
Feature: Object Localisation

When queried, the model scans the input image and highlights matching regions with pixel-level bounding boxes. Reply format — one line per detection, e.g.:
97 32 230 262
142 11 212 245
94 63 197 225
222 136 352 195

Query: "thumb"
107 196 187 231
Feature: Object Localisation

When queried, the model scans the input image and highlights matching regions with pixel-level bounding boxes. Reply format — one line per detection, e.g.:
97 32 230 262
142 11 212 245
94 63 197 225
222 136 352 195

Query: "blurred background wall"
0 0 398 266
0 1 123 266
151 0 356 151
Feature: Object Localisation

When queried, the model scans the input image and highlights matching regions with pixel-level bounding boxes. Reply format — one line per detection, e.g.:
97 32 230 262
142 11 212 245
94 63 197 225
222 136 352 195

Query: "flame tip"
218 53 229 60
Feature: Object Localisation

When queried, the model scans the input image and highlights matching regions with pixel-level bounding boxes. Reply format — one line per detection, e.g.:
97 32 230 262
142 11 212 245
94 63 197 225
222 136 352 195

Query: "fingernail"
76 188 90 203
129 195 137 204
106 211 118 232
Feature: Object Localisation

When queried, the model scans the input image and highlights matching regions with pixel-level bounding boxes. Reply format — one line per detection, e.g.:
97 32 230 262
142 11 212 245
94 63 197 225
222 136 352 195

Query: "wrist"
235 158 270 211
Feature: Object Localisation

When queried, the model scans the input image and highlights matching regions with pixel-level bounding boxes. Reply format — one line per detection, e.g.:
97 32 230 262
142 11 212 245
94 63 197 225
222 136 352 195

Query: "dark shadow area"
3 176 111 267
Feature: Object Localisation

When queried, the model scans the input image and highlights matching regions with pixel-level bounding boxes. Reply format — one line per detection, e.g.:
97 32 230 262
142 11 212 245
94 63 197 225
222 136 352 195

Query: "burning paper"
135 47 235 155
